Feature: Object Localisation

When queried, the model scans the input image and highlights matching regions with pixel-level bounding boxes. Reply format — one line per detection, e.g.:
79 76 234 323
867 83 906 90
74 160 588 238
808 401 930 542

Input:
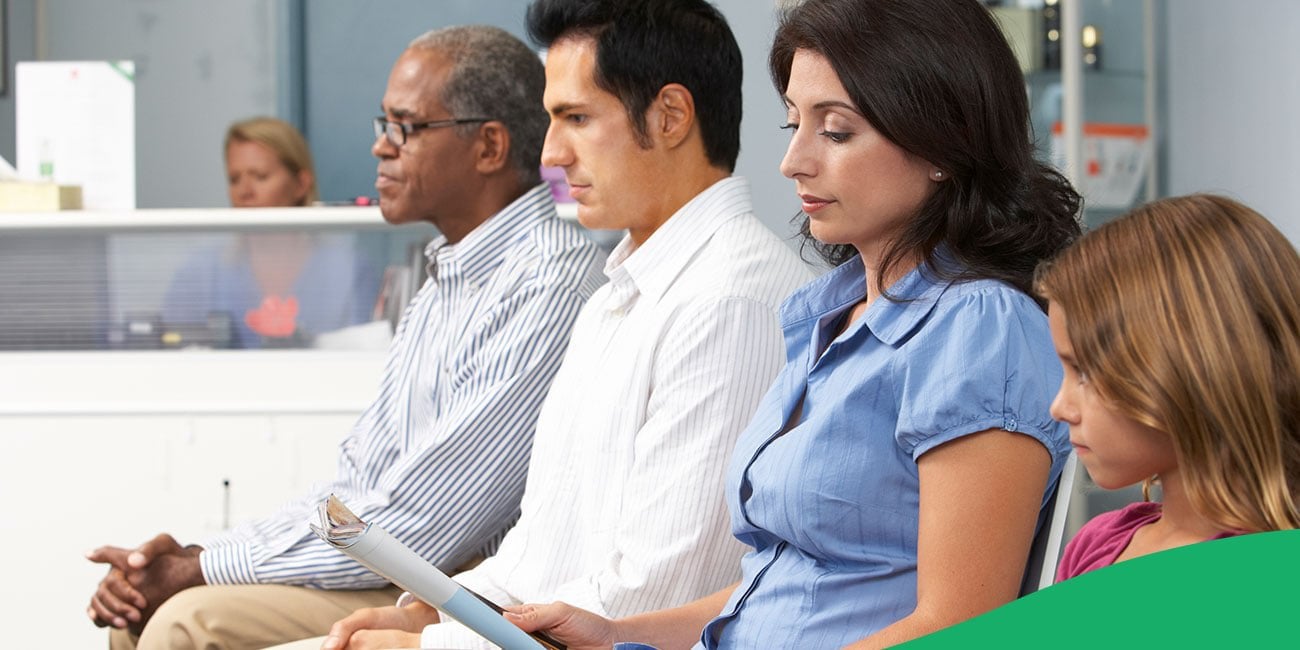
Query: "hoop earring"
1141 475 1159 502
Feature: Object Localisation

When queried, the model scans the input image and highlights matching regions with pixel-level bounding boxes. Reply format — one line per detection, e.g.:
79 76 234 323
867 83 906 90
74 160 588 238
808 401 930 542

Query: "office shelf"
0 202 579 233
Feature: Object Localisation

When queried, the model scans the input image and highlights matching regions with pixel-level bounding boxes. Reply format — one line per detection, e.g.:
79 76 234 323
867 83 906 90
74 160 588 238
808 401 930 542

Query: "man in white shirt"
308 1 814 648
84 26 606 650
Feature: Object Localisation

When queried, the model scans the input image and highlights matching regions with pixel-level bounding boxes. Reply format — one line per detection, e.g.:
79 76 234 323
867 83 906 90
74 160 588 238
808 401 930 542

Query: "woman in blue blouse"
508 0 1081 647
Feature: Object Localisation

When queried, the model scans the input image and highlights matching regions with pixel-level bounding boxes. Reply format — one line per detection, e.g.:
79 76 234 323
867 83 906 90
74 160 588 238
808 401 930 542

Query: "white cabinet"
0 350 382 647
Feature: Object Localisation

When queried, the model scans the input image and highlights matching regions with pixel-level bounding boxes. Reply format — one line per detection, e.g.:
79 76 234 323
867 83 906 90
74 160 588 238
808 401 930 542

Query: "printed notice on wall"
16 61 136 210
1051 122 1150 211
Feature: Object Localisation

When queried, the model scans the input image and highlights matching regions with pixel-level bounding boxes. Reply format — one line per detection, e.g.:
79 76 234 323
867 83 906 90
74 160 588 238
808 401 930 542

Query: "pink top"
1056 501 1236 581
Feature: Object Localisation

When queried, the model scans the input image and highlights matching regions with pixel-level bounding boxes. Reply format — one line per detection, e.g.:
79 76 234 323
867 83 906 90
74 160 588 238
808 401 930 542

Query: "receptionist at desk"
161 117 381 348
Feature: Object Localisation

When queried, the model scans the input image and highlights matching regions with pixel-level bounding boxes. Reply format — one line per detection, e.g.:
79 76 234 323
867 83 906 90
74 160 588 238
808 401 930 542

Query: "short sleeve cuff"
908 414 1060 462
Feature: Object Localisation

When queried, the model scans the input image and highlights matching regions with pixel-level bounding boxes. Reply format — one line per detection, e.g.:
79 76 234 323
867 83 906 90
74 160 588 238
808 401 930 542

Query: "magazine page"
310 495 564 650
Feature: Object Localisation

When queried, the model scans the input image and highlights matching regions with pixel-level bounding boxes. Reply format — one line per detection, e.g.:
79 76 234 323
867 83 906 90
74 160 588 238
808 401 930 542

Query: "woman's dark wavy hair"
771 0 1082 304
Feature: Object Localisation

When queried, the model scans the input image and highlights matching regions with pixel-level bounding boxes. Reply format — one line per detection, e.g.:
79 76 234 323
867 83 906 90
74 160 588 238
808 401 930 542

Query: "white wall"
0 350 383 648
38 0 284 208
1165 0 1300 244
717 0 803 242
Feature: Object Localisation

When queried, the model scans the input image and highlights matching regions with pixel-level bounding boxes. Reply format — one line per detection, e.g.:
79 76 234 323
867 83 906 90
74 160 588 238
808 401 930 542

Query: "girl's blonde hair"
224 116 319 205
1036 194 1300 532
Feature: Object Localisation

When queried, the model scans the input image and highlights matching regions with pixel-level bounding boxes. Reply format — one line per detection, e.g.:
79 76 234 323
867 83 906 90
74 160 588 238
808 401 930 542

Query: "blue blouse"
162 233 381 348
698 255 1070 648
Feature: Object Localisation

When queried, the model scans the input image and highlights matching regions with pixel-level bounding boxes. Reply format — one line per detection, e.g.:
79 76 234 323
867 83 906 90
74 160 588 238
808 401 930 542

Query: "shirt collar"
424 183 555 287
602 176 752 307
781 249 958 346
863 259 951 345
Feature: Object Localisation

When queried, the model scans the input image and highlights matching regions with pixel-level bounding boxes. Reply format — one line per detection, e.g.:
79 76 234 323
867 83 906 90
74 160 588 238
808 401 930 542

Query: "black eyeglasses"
372 116 494 147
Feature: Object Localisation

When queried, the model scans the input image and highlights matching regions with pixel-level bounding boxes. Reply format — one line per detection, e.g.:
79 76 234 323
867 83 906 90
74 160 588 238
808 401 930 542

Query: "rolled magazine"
309 495 564 650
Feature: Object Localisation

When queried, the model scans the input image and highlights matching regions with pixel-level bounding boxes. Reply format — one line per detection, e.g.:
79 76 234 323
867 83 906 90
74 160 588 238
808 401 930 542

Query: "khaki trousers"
260 637 328 650
108 583 403 650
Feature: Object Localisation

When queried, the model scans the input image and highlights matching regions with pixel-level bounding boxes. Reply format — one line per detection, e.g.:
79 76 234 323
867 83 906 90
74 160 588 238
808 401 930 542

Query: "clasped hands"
85 532 206 635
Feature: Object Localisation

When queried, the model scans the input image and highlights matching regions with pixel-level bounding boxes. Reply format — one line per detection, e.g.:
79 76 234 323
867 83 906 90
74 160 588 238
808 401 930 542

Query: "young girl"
1036 194 1300 581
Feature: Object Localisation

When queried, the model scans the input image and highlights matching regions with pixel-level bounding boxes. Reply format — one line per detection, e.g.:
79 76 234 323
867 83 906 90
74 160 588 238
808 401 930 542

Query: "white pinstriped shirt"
420 177 815 648
199 184 606 587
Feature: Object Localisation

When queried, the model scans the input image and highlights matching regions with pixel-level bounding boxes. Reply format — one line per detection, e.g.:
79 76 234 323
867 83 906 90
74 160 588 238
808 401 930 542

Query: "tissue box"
0 181 83 211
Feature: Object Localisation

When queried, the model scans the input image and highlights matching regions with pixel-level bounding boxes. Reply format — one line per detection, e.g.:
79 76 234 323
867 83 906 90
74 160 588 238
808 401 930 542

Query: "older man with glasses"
85 25 605 650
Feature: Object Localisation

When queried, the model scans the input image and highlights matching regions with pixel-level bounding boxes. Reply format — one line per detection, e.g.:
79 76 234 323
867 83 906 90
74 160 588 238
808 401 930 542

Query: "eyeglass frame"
372 116 494 147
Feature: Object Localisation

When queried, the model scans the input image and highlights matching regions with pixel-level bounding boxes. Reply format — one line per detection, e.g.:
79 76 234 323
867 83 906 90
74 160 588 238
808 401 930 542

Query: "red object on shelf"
245 295 300 338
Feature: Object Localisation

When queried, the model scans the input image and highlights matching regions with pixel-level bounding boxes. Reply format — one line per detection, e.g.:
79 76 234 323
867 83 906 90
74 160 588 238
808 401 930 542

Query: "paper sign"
1051 122 1150 210
16 61 136 210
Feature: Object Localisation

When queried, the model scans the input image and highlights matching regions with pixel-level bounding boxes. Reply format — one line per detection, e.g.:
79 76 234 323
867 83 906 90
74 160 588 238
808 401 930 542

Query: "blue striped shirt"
199 184 606 588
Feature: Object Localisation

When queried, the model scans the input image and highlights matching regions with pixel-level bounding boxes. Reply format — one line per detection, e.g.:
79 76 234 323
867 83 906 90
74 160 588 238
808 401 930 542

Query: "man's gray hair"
409 25 547 187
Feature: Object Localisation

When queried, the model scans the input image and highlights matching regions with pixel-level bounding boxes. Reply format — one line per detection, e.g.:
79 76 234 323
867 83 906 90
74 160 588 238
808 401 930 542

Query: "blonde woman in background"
1038 194 1300 581
225 116 319 207
162 117 381 347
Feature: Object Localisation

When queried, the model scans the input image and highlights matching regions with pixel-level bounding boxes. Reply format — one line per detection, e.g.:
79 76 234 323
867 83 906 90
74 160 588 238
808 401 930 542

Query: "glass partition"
0 202 604 351
0 226 431 351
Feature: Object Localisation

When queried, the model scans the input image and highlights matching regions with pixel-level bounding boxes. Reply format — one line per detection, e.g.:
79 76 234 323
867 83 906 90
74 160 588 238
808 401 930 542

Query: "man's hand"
86 533 206 635
86 543 147 632
321 600 439 650
86 562 147 631
325 629 421 650
122 532 189 571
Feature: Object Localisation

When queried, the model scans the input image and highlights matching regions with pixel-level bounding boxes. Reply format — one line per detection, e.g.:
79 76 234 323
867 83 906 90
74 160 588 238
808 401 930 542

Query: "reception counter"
0 204 568 647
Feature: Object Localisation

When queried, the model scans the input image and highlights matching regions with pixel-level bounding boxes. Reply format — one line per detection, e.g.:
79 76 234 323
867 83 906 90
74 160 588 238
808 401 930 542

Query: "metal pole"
1061 0 1084 194
1144 0 1159 202
35 0 48 61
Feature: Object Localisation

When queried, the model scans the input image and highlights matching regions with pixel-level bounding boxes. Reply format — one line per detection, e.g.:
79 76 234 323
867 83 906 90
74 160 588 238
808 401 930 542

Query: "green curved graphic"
900 529 1300 648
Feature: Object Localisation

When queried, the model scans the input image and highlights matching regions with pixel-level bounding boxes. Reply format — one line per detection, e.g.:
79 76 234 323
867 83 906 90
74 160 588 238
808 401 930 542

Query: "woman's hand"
321 599 439 650
504 601 619 650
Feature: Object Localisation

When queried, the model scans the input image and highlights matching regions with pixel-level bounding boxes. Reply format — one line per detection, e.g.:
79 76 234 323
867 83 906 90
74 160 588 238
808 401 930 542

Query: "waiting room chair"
1019 451 1079 596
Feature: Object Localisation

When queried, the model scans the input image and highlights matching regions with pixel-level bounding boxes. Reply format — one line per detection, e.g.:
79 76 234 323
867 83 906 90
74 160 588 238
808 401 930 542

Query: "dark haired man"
308 0 811 648
85 25 606 650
